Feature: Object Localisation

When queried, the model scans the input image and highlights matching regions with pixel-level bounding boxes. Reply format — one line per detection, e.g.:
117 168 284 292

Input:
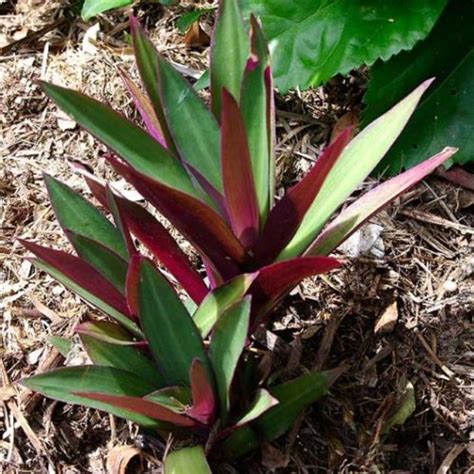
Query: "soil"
1 1 473 473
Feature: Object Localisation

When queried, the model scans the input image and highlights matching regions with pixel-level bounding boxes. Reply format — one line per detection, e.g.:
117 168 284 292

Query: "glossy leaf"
164 446 212 474
65 231 128 293
119 68 165 146
78 392 198 427
221 89 259 249
80 334 165 388
20 240 142 337
45 174 127 259
145 387 191 413
255 128 352 265
105 155 245 279
249 256 340 327
193 273 257 338
308 147 457 256
40 82 197 198
219 425 259 460
187 359 216 424
240 16 272 221
211 0 249 117
240 0 447 92
209 297 251 420
364 1 474 172
279 80 433 260
21 366 161 428
81 0 132 21
232 389 278 428
129 16 176 151
85 176 208 304
157 54 223 193
255 368 339 441
75 321 141 346
138 258 211 386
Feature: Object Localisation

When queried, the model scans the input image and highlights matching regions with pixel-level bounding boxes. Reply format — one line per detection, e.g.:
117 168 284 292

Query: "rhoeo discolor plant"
22 255 341 470
20 0 456 469
26 0 456 332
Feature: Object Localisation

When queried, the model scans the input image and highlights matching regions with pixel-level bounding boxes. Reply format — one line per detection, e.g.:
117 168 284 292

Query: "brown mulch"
1 1 473 473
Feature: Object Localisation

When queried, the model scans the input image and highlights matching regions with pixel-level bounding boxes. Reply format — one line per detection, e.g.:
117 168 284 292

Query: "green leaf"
157 56 223 193
193 273 257 338
254 369 334 441
80 335 165 389
219 425 259 460
164 446 212 474
278 80 432 260
208 297 251 421
211 0 249 117
81 0 132 21
47 336 72 357
176 8 214 34
386 380 416 431
240 0 448 92
40 82 197 198
66 232 128 293
45 175 127 260
138 258 211 386
21 366 162 428
76 321 140 345
194 70 210 91
232 388 278 428
364 1 474 173
33 259 143 338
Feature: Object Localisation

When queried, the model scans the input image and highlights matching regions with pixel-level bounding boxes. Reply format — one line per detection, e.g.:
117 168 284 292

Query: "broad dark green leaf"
157 55 223 193
240 0 447 92
211 0 249 117
66 231 128 293
138 258 211 386
232 389 277 428
21 366 162 428
365 0 474 173
193 273 257 338
45 175 127 260
75 321 140 345
208 297 251 420
164 446 212 474
80 335 165 389
176 8 215 34
278 80 432 260
81 0 132 21
41 82 197 198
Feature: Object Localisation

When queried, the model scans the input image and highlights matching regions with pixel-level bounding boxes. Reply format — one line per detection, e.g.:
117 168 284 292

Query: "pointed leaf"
240 16 272 220
187 359 216 424
208 297 251 421
21 366 161 428
255 368 342 441
145 386 191 413
255 128 352 265
164 446 212 474
232 389 278 429
106 155 245 279
65 231 128 293
77 392 198 427
279 79 434 260
249 256 340 328
20 240 142 337
80 334 165 389
211 0 249 117
157 55 223 193
81 0 132 21
75 321 142 346
86 177 208 304
40 82 197 198
45 175 127 259
129 16 176 152
138 257 211 386
218 425 259 460
47 336 72 357
193 272 257 338
119 68 165 146
308 147 458 256
221 89 259 249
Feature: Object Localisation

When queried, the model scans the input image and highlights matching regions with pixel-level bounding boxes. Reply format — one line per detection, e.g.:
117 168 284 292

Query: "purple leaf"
186 359 216 425
307 146 458 256
255 128 352 265
221 88 260 249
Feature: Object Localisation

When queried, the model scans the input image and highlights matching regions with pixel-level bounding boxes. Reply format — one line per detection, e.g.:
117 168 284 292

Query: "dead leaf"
0 384 16 401
184 22 210 48
106 445 143 474
374 301 398 334
436 444 466 474
82 23 100 55
330 111 358 143
261 443 289 470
